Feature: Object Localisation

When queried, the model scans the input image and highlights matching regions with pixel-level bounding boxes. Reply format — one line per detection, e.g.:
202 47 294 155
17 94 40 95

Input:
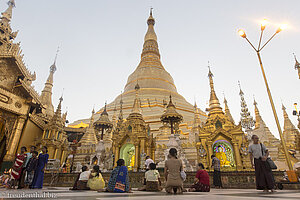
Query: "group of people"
71 148 211 194
1 134 276 193
2 146 49 189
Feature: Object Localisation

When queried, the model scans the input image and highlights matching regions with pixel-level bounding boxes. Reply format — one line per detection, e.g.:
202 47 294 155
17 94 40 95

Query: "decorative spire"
132 83 141 114
193 102 201 128
207 65 222 113
293 53 300 79
253 98 262 128
40 50 59 117
224 96 235 124
141 9 160 59
282 103 298 149
80 108 98 145
293 53 300 70
1 0 15 24
118 92 123 121
239 81 255 131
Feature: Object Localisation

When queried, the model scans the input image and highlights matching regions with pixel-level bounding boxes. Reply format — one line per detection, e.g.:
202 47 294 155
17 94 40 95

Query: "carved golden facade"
0 1 68 170
196 68 251 171
112 85 155 171
41 97 68 164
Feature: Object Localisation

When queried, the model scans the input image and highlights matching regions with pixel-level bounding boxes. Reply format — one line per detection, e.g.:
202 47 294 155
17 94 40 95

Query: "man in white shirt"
145 156 154 170
71 166 90 190
249 135 274 193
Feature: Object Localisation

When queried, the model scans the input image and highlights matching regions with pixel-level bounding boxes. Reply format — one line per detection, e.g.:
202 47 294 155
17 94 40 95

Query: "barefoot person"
164 148 183 194
31 146 49 189
87 165 105 191
249 135 275 193
189 163 210 192
211 155 222 189
139 163 162 191
10 147 27 189
24 151 38 189
107 159 131 193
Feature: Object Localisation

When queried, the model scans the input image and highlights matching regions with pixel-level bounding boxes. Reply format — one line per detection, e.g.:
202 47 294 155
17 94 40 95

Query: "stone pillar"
151 148 155 162
4 115 26 161
48 145 56 159
140 139 145 154
207 142 213 170
114 145 120 167
134 145 139 170
146 147 151 157
233 142 243 170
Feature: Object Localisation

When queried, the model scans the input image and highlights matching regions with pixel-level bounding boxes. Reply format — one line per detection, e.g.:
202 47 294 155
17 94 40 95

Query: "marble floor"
0 187 299 199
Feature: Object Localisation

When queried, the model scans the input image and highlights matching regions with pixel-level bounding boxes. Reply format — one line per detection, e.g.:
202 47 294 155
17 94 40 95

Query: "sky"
2 0 300 139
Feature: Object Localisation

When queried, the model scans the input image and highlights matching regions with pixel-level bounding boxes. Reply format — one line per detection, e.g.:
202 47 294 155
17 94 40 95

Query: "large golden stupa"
71 11 207 135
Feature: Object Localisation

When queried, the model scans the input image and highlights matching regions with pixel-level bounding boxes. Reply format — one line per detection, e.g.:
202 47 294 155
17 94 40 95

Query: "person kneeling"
106 159 131 193
189 163 210 192
139 163 162 191
87 165 105 191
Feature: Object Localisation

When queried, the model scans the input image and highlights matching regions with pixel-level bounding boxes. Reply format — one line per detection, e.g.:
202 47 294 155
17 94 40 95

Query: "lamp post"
238 20 293 170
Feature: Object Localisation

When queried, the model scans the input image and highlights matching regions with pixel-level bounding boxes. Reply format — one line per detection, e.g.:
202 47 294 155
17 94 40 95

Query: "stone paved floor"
0 187 299 199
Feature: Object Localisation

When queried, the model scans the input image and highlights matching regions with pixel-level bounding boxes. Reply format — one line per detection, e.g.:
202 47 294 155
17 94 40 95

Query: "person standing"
164 148 183 194
10 147 27 189
249 135 275 193
18 145 36 189
211 155 222 189
145 156 154 170
24 151 38 188
31 146 49 189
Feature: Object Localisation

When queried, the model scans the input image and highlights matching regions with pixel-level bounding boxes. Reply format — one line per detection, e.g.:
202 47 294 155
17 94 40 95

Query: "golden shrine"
196 68 251 171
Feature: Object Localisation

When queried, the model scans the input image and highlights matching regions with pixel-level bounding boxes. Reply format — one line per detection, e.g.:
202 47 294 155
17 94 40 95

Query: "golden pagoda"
71 10 207 139
196 68 250 171
112 83 155 171
41 96 68 163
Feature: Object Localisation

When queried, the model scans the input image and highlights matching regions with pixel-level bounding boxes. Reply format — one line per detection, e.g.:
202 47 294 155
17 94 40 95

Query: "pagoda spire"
132 82 141 114
253 98 262 129
193 102 201 128
239 81 255 131
282 103 298 149
1 0 15 25
80 108 98 144
40 49 59 117
141 8 160 59
118 92 123 121
293 53 300 79
207 66 222 114
224 96 235 124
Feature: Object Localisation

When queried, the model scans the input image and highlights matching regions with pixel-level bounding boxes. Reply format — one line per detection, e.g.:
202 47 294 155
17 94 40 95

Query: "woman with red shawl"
10 146 27 189
189 163 210 192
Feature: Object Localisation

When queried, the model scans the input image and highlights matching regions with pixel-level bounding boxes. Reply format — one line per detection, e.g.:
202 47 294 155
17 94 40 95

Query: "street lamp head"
238 29 246 38
276 24 287 33
260 19 268 31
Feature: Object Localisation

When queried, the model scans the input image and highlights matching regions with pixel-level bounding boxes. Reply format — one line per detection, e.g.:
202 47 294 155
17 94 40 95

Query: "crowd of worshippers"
0 135 279 193
0 146 49 189
71 134 280 194
71 148 211 193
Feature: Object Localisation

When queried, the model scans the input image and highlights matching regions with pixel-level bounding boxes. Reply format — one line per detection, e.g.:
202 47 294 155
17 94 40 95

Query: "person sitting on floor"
189 163 210 192
106 159 131 193
87 165 105 191
71 166 91 190
139 163 162 191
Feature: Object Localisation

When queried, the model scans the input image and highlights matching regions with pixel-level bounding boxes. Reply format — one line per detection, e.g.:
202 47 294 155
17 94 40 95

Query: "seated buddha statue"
215 145 231 166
